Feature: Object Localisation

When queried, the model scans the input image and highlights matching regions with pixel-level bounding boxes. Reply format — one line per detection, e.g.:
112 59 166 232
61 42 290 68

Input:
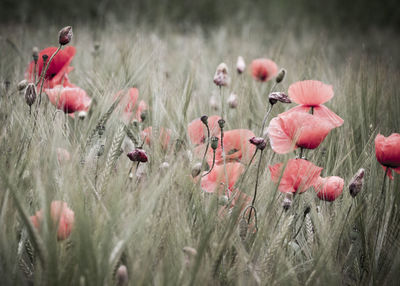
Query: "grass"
0 21 399 285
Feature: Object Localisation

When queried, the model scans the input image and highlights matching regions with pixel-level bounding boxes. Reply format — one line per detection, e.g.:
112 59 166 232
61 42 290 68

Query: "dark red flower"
127 149 148 162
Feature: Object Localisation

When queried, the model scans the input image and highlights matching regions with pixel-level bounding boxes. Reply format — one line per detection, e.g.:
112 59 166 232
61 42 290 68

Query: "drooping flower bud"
275 68 286 83
213 63 230 87
127 148 148 163
32 47 39 63
348 168 365 198
24 83 37 107
282 193 293 211
116 265 128 286
209 96 219 111
17 80 28 91
227 93 238 109
200 115 208 125
183 246 197 266
59 26 73 46
249 137 267 151
191 162 202 178
78 111 87 120
211 136 219 150
268 92 291 105
236 56 246 74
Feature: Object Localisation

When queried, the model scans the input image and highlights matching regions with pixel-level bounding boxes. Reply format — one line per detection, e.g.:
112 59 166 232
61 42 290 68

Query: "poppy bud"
236 56 246 74
17 80 28 91
209 95 219 111
218 119 225 129
116 265 128 286
275 68 286 83
24 83 37 107
140 110 148 122
249 137 266 151
191 162 202 177
227 93 238 109
182 246 197 262
303 206 311 216
348 168 365 198
127 148 148 163
32 47 39 63
200 115 208 125
268 92 291 105
211 136 219 150
59 26 73 46
218 195 229 206
78 111 87 120
97 125 105 136
213 63 230 87
42 54 49 63
282 193 293 211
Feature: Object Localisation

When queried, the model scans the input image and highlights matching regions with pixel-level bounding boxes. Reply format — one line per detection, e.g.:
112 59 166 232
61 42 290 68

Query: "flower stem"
201 149 216 177
219 86 230 198
247 150 264 224
201 123 210 170
260 104 273 137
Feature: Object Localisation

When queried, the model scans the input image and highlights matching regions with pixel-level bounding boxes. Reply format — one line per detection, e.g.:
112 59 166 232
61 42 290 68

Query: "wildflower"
282 80 344 128
188 115 221 146
268 92 291 105
267 112 333 154
114 88 149 123
236 56 246 74
227 93 238 109
24 83 37 106
45 85 91 116
30 201 74 241
201 162 244 194
127 148 148 163
249 137 267 151
56 147 71 163
314 176 344 201
141 127 171 150
250 58 278 82
213 63 230 86
269 159 323 194
375 133 400 179
275 68 286 83
58 26 73 46
348 168 365 197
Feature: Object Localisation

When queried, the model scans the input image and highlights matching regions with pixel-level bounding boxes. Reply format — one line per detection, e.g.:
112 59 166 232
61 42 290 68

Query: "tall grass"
0 21 399 285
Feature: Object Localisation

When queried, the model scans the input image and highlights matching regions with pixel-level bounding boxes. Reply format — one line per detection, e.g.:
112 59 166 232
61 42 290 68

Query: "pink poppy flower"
375 133 400 179
250 58 278 82
114 88 148 123
25 46 76 89
314 176 344 201
267 112 333 154
56 148 71 163
45 85 91 117
201 162 245 194
188 115 221 146
282 80 344 128
30 201 74 241
269 159 323 194
141 127 171 150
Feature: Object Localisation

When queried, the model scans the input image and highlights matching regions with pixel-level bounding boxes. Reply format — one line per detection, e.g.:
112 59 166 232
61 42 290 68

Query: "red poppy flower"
114 88 148 123
141 127 171 150
250 58 278 82
30 201 74 241
45 85 91 117
282 80 344 128
375 133 400 179
25 46 76 89
269 159 323 194
314 176 344 201
201 162 245 194
267 112 333 154
188 115 221 146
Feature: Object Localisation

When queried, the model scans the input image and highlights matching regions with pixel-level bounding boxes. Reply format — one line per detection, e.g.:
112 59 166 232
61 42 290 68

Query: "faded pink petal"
288 80 333 106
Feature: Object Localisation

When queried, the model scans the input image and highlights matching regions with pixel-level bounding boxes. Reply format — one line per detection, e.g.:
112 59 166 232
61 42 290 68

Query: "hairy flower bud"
32 47 39 63
17 80 28 91
191 162 202 178
200 115 208 125
275 68 286 83
282 193 293 211
213 63 230 87
116 265 128 286
211 136 219 150
42 54 49 63
268 92 291 105
78 111 87 120
348 168 365 198
127 148 148 163
24 83 37 106
227 93 238 109
236 56 246 74
59 26 73 45
249 137 266 150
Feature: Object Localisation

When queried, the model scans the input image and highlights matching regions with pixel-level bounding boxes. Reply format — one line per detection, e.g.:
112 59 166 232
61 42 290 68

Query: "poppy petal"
288 80 333 106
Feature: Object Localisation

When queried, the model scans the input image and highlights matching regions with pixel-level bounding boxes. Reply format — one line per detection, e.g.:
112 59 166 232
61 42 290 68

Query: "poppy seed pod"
218 119 225 129
348 168 365 197
236 56 246 74
249 137 267 151
227 93 238 109
116 265 128 286
275 68 286 83
59 26 73 46
127 149 148 163
211 136 219 150
17 80 28 91
24 83 37 107
32 47 39 63
200 115 208 125
213 63 230 87
268 92 291 105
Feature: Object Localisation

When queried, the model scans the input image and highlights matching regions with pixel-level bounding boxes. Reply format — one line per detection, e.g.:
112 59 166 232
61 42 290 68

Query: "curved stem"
219 87 230 198
201 124 210 170
247 150 264 223
336 200 353 259
201 150 216 177
235 149 258 191
260 104 273 137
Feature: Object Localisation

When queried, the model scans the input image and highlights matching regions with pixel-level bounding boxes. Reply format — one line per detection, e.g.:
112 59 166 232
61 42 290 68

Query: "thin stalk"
235 149 258 191
37 45 61 106
201 123 210 170
247 150 264 224
260 104 273 137
219 86 230 198
202 149 216 177
336 200 353 259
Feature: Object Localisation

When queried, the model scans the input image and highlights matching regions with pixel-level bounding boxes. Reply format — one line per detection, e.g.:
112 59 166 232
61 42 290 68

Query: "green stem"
260 104 273 137
247 150 264 224
201 123 210 170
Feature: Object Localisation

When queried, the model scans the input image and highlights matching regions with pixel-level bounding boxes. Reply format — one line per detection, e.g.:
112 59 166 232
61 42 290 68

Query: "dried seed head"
116 265 128 286
282 193 293 211
236 56 246 74
59 26 73 45
213 63 230 87
268 92 291 105
191 162 202 178
249 137 267 150
209 95 219 111
78 111 87 120
17 80 28 91
348 168 365 198
200 115 208 125
24 83 37 107
227 93 238 109
218 195 229 206
32 47 39 63
211 136 219 150
275 68 286 83
127 148 148 163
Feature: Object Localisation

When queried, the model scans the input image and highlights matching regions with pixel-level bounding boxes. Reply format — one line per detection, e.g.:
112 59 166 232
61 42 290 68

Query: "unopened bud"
116 265 128 286
211 136 219 150
200 115 208 125
218 195 229 206
269 92 291 105
236 56 246 74
249 137 266 150
227 93 238 109
218 119 225 129
182 246 197 257
213 63 230 87
191 162 202 177
17 80 28 91
78 111 87 120
127 148 148 163
59 26 73 45
24 83 37 107
140 110 148 122
282 193 293 211
32 47 39 63
275 68 286 83
42 54 49 63
348 168 365 198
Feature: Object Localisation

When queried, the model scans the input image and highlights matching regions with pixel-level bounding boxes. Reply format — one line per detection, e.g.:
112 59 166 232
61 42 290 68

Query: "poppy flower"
45 85 91 116
282 80 344 128
197 129 256 166
114 88 148 123
375 133 400 179
188 115 221 146
250 58 278 82
141 127 171 150
30 201 74 241
56 148 71 164
201 162 245 194
25 46 76 89
267 112 333 154
314 176 344 201
269 159 323 194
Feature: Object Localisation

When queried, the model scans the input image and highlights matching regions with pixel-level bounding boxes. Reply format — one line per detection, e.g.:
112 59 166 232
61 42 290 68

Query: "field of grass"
0 21 399 285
